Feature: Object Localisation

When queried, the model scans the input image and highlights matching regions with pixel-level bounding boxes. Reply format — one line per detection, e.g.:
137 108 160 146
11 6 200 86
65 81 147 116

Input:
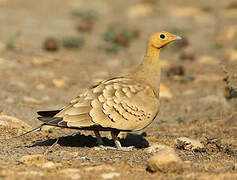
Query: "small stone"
41 125 56 133
23 96 41 104
43 37 59 51
145 144 175 154
52 78 67 88
60 168 81 179
101 172 120 179
225 48 237 62
32 57 55 66
167 65 185 76
180 47 195 61
36 84 46 90
0 115 32 130
84 165 115 172
198 56 219 64
76 20 93 33
160 84 173 99
127 3 153 18
147 150 183 173
41 161 55 169
175 137 204 151
19 154 45 165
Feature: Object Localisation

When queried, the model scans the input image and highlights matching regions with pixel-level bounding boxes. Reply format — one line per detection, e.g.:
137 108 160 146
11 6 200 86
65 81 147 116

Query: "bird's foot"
99 145 134 151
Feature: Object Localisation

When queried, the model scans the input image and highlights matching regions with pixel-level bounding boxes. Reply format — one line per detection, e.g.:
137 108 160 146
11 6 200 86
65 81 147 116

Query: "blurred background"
0 0 236 126
0 1 237 178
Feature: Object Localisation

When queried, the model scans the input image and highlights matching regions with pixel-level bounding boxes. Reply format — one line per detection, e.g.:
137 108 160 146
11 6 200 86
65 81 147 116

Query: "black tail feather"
37 117 63 124
37 110 61 117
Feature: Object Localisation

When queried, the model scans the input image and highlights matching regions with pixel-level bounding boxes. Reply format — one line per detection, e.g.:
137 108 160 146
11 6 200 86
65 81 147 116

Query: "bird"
31 31 182 151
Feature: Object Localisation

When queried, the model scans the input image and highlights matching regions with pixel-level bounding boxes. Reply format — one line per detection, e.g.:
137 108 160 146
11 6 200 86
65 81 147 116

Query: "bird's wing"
38 77 159 131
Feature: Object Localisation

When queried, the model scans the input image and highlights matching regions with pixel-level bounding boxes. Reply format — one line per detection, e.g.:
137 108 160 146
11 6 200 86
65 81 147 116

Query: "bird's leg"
94 130 104 145
111 131 134 152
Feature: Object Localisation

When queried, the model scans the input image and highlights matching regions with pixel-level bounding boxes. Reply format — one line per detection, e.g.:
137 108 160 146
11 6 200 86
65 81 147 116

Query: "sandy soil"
0 0 236 179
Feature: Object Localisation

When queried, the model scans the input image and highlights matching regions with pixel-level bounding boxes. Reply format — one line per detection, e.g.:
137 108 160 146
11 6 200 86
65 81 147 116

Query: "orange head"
149 31 182 49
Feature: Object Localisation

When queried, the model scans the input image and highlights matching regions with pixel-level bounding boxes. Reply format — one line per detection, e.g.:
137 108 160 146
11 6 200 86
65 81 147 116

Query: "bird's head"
149 31 182 49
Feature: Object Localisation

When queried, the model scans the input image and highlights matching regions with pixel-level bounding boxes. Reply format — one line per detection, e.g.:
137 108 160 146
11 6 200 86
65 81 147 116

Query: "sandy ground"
0 0 236 179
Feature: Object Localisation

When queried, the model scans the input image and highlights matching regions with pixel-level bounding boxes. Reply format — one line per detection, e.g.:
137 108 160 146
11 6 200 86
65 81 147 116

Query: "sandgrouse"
35 31 182 151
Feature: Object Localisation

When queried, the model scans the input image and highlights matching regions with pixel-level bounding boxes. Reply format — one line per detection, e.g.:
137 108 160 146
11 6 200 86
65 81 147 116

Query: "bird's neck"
129 42 161 96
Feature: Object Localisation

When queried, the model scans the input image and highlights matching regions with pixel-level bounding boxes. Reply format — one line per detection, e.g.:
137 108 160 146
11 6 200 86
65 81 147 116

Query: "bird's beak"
173 35 182 40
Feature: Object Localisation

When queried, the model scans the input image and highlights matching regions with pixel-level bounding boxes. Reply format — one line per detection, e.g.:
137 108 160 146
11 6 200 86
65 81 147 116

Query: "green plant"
5 31 21 49
61 36 84 48
71 9 99 22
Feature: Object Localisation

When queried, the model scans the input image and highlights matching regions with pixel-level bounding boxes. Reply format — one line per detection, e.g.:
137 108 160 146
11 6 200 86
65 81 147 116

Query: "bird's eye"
160 34 166 39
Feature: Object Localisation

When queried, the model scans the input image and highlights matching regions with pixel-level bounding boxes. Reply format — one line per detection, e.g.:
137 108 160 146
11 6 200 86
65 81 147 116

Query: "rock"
43 37 59 51
180 47 196 61
127 3 153 18
175 137 204 151
84 165 115 172
36 83 46 90
170 6 212 20
198 56 219 64
60 168 81 179
101 172 120 179
76 20 93 33
41 125 56 133
145 144 175 154
160 84 173 99
147 150 183 173
41 161 55 169
216 26 237 42
0 115 32 130
32 57 55 66
19 154 45 165
23 96 41 104
225 48 237 62
194 74 221 83
167 65 185 76
52 78 68 88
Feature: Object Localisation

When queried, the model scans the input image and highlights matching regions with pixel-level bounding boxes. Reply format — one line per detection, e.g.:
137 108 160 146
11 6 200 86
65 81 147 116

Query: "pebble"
41 161 55 169
43 37 59 51
147 150 183 173
160 84 173 99
0 115 32 130
84 165 115 172
127 3 153 18
36 83 46 90
19 154 45 165
175 137 204 151
145 144 175 154
101 172 120 179
23 96 41 104
32 57 55 66
198 56 219 64
225 48 237 62
52 78 67 88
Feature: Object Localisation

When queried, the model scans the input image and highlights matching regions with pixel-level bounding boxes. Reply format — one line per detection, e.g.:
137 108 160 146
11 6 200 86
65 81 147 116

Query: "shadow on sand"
24 132 149 149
